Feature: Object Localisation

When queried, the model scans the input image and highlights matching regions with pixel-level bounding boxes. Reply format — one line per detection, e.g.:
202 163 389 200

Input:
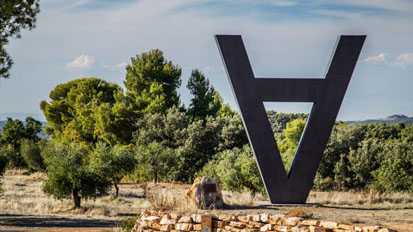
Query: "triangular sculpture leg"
215 35 365 204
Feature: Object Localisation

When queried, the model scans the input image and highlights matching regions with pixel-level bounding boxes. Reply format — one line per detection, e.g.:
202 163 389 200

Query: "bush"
374 142 413 193
20 139 46 172
198 145 265 195
120 216 140 232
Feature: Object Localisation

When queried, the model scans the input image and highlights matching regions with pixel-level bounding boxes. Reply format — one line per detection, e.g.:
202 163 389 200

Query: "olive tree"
42 143 111 208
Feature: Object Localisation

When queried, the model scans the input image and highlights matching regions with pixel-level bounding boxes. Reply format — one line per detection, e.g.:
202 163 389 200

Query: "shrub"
374 142 413 193
199 145 265 195
120 216 140 232
20 139 46 172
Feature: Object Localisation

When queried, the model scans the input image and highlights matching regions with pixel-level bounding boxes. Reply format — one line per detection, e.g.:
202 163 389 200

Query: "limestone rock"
185 176 224 209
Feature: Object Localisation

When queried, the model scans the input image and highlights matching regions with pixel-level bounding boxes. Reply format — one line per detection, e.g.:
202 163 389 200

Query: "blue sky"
2 0 413 121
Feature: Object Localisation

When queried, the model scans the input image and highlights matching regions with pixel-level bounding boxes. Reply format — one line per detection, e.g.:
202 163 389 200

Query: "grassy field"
1 170 412 231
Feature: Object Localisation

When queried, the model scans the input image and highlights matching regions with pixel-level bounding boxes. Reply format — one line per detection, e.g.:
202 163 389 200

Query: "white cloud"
115 62 128 69
267 0 297 7
102 62 128 71
203 66 224 74
392 53 413 68
66 54 95 69
363 53 386 63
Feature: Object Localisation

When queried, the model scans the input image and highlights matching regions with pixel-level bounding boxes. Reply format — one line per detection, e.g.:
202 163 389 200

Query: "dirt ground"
1 172 412 231
0 214 120 232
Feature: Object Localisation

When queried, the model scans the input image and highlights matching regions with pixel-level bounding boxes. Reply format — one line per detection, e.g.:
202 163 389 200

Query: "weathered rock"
283 217 303 226
175 223 193 231
178 216 192 223
193 224 202 230
363 226 381 232
191 214 202 223
268 214 284 225
337 224 354 230
251 214 261 222
260 224 273 231
309 226 333 232
319 221 338 229
238 215 251 223
260 213 269 223
185 176 224 209
160 224 173 231
302 220 320 226
230 221 247 228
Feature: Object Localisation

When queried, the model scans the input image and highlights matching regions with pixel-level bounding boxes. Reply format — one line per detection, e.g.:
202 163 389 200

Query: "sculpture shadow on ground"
0 214 119 228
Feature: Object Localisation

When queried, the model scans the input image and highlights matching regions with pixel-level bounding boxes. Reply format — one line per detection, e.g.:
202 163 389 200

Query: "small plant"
148 189 180 211
120 216 140 232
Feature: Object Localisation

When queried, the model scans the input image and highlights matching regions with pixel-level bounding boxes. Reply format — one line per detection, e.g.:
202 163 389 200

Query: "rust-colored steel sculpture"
215 35 365 204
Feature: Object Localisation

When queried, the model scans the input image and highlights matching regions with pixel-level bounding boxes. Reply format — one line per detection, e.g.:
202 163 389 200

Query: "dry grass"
222 190 257 207
307 190 413 208
285 208 312 218
148 188 198 212
0 171 147 217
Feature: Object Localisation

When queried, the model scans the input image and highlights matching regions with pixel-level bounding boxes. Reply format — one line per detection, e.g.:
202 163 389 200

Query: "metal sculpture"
215 35 365 204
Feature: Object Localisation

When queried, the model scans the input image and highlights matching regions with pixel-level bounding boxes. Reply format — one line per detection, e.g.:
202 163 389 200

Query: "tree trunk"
73 189 81 208
114 182 119 197
153 171 158 184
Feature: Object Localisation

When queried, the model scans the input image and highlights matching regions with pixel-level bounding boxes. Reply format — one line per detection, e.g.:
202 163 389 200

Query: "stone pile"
131 209 396 232
185 176 224 209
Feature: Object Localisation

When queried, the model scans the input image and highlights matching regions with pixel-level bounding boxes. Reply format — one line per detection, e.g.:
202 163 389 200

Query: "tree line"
1 49 412 208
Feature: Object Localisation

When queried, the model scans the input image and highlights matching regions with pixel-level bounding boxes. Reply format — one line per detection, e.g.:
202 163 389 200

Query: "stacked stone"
131 209 396 232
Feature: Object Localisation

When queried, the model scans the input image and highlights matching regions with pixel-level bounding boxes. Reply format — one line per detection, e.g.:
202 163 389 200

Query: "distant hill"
347 114 413 125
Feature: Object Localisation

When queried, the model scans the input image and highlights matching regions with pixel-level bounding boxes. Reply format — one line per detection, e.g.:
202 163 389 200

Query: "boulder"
185 176 224 209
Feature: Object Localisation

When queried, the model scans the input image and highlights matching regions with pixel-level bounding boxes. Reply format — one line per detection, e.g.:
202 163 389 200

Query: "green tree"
43 143 111 208
0 151 8 176
186 69 221 121
0 149 9 194
0 117 42 168
133 107 225 183
175 116 223 182
89 143 136 197
374 142 413 193
40 77 132 145
133 107 187 182
214 92 235 118
346 139 384 189
134 106 188 150
277 118 306 173
124 49 182 116
0 0 40 78
219 114 248 151
0 118 25 167
20 139 46 172
136 141 175 184
317 123 367 184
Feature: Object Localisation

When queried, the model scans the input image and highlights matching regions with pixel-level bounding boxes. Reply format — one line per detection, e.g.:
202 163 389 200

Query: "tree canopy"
40 77 133 145
42 143 112 208
187 69 221 121
124 49 182 116
0 0 40 78
0 117 42 168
